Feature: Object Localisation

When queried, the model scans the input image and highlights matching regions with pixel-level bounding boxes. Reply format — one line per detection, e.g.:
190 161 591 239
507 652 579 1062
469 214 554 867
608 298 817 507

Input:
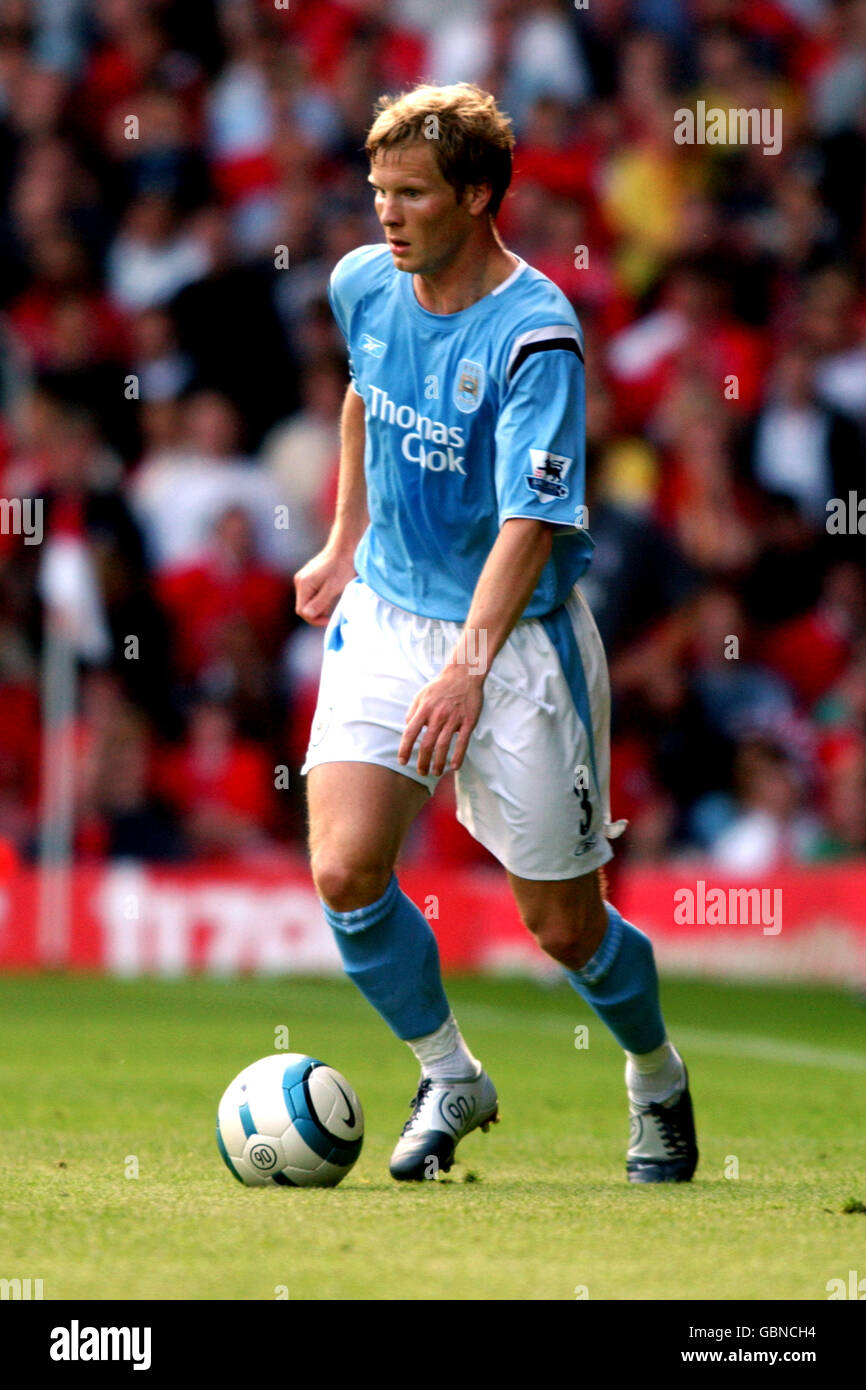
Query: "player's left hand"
398 664 485 777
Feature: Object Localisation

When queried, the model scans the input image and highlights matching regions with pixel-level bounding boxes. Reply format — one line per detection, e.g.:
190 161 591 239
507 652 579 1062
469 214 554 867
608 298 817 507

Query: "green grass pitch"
2 972 864 1300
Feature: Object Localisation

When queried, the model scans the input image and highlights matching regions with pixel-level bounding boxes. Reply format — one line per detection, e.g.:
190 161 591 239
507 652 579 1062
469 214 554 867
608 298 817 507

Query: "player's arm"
398 517 554 777
399 331 585 776
294 384 368 626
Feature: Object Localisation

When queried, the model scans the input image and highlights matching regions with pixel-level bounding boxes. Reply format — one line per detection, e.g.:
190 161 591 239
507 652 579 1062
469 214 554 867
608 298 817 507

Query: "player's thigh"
307 761 429 908
507 867 607 963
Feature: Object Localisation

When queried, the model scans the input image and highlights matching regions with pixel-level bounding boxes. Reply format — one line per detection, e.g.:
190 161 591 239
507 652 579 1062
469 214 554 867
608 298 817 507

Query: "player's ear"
464 182 493 218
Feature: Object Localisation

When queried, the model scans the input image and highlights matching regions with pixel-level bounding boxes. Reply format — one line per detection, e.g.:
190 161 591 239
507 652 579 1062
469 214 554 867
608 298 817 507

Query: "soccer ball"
216 1053 364 1187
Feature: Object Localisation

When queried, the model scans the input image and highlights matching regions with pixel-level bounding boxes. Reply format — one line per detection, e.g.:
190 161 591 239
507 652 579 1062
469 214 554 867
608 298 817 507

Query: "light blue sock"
565 903 666 1054
321 874 450 1041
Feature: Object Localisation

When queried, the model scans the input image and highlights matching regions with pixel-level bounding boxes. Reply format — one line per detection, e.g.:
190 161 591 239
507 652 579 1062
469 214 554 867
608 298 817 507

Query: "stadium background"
0 0 865 981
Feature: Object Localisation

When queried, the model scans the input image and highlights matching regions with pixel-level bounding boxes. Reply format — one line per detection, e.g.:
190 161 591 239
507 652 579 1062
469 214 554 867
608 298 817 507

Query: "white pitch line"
672 1026 866 1074
458 1003 866 1073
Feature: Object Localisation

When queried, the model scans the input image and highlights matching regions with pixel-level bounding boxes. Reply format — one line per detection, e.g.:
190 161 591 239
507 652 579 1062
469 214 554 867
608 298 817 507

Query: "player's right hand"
294 545 357 626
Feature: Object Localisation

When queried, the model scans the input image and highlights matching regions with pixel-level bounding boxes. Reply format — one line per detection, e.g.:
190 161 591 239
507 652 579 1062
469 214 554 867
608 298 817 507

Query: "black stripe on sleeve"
507 336 584 382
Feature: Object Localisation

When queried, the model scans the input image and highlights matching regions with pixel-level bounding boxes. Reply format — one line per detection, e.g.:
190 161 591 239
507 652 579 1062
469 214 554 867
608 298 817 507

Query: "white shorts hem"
301 750 435 794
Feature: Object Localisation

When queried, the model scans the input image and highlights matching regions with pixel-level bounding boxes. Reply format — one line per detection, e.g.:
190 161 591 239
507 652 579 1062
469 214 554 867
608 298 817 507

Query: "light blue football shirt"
327 243 594 622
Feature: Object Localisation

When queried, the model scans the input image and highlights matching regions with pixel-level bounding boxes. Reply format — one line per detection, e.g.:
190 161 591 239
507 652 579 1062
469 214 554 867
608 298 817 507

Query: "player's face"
368 142 482 276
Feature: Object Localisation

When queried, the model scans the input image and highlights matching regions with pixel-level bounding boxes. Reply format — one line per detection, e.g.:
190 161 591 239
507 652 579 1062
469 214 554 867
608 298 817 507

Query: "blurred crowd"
0 0 865 871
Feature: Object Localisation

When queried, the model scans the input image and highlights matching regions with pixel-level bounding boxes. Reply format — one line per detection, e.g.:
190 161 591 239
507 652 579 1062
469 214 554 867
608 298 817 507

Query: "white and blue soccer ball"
216 1053 364 1187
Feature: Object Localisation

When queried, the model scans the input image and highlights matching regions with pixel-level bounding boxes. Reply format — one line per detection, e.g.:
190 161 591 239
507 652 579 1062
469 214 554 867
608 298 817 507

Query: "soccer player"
294 83 698 1183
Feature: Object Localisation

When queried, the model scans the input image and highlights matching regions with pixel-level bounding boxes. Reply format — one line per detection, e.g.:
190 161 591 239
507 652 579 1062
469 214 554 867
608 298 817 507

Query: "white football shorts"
300 577 626 880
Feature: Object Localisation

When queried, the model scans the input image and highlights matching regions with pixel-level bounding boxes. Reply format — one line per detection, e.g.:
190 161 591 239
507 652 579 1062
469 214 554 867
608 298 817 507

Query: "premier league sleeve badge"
525 449 573 502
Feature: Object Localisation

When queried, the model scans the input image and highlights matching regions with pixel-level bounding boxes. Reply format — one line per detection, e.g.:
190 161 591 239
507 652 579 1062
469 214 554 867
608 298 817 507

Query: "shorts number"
574 784 592 836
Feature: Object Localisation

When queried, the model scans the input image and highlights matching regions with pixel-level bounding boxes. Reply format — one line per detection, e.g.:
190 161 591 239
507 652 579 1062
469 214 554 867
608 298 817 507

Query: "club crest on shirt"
525 449 573 502
453 358 486 413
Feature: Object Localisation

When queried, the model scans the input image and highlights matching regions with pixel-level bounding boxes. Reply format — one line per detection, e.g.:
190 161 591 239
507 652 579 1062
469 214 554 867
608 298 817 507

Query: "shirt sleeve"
494 342 586 531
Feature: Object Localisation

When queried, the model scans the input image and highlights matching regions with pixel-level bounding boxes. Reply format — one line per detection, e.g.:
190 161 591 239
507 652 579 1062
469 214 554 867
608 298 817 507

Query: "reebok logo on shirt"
360 333 387 356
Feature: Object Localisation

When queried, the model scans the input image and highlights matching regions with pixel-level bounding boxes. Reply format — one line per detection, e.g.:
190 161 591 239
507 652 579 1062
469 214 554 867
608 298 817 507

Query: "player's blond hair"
365 83 515 218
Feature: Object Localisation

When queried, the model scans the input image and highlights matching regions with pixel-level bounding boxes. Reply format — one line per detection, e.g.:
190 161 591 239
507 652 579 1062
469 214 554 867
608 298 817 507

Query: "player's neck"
412 235 519 315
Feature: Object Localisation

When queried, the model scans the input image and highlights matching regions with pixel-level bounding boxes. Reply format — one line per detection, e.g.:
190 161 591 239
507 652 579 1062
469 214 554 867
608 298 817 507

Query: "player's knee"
532 916 590 968
523 901 607 971
312 853 393 915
